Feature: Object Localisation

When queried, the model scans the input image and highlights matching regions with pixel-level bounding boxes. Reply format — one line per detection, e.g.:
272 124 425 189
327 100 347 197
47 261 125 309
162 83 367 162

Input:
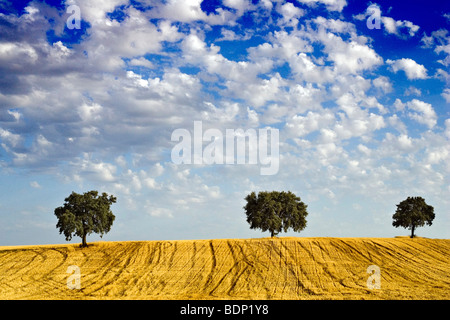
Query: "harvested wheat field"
0 237 449 300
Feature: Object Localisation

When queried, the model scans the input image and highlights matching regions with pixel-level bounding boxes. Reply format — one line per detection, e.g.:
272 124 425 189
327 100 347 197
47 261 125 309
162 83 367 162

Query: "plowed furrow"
1 238 449 299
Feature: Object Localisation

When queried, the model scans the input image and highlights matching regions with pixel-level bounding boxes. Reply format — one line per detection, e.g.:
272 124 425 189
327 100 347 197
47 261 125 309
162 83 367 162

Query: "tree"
244 191 308 237
392 196 435 238
54 190 116 247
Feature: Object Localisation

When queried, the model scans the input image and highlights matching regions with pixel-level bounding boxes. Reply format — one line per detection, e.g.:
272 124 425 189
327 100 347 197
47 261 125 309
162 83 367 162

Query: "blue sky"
0 0 449 246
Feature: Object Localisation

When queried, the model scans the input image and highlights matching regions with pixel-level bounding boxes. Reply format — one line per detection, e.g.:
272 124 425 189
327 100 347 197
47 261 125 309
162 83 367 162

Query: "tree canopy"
244 191 308 237
54 190 116 247
392 196 435 238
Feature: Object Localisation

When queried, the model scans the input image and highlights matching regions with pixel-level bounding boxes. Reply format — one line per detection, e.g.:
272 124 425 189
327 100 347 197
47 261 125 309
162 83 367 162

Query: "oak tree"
54 190 116 247
392 196 435 238
244 191 308 237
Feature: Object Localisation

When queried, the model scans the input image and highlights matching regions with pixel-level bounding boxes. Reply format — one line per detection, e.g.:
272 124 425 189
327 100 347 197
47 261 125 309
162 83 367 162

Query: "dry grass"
0 237 449 300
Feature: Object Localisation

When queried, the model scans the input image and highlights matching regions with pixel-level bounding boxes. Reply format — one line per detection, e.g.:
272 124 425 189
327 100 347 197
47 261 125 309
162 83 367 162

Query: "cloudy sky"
0 0 449 245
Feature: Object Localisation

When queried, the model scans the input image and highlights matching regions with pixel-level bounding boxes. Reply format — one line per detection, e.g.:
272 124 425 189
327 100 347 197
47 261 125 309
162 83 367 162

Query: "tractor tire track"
1 238 449 299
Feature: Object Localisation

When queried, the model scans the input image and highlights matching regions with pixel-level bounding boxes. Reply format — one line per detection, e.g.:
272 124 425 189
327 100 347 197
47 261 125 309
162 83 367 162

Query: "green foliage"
54 190 116 247
392 196 435 238
244 191 308 237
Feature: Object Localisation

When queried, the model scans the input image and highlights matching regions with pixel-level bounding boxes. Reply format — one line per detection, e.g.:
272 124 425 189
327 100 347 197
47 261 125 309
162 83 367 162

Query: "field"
0 237 449 300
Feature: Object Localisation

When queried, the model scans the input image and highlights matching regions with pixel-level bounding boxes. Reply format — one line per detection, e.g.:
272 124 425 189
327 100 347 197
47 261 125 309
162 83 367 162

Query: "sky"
0 0 449 246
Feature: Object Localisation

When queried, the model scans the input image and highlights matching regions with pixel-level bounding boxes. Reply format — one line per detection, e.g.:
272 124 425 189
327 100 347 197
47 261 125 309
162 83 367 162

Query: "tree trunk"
410 224 415 238
81 233 88 247
80 221 88 247
270 230 274 238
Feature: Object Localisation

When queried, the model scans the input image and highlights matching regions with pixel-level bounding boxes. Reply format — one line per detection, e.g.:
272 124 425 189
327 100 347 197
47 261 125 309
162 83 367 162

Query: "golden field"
0 237 449 300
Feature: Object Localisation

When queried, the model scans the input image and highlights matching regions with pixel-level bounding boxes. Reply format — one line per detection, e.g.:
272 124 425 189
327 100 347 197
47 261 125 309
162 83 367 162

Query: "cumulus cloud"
0 128 22 149
146 206 174 218
381 16 420 38
146 0 238 24
354 4 419 39
420 29 450 67
67 0 128 25
391 98 437 129
442 88 450 103
285 110 335 137
372 76 392 93
75 154 118 182
30 181 42 189
333 93 386 140
326 37 383 74
296 0 347 12
381 133 416 154
0 0 449 242
386 58 428 80
406 99 437 129
309 18 383 75
445 119 450 140
128 57 154 69
276 2 305 26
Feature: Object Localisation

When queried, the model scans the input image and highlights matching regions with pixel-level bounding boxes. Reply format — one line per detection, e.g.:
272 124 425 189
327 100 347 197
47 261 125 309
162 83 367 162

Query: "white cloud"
406 99 437 129
386 58 428 80
0 42 38 66
319 30 383 75
387 114 407 134
421 29 450 67
357 144 371 156
372 76 392 93
30 181 42 189
333 93 386 140
83 8 175 60
381 133 416 154
296 0 347 12
420 33 434 48
354 4 419 39
393 98 405 112
181 33 271 83
146 206 174 218
382 16 420 38
128 57 154 69
391 98 437 129
78 103 103 122
225 75 283 108
442 88 450 103
353 3 378 21
67 0 128 25
72 154 118 182
1 0 449 243
426 147 449 165
0 128 22 148
313 16 356 34
250 30 313 61
253 17 382 84
276 2 305 26
289 53 334 83
404 86 422 97
216 28 252 41
223 0 252 16
445 119 450 140
148 0 236 25
285 110 335 138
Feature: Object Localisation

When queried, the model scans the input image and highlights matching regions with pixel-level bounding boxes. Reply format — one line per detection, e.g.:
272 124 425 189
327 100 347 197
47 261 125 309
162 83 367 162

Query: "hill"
0 237 449 299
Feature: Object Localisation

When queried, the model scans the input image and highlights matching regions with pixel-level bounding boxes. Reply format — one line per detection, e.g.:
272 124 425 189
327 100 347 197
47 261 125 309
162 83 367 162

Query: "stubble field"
0 237 449 299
